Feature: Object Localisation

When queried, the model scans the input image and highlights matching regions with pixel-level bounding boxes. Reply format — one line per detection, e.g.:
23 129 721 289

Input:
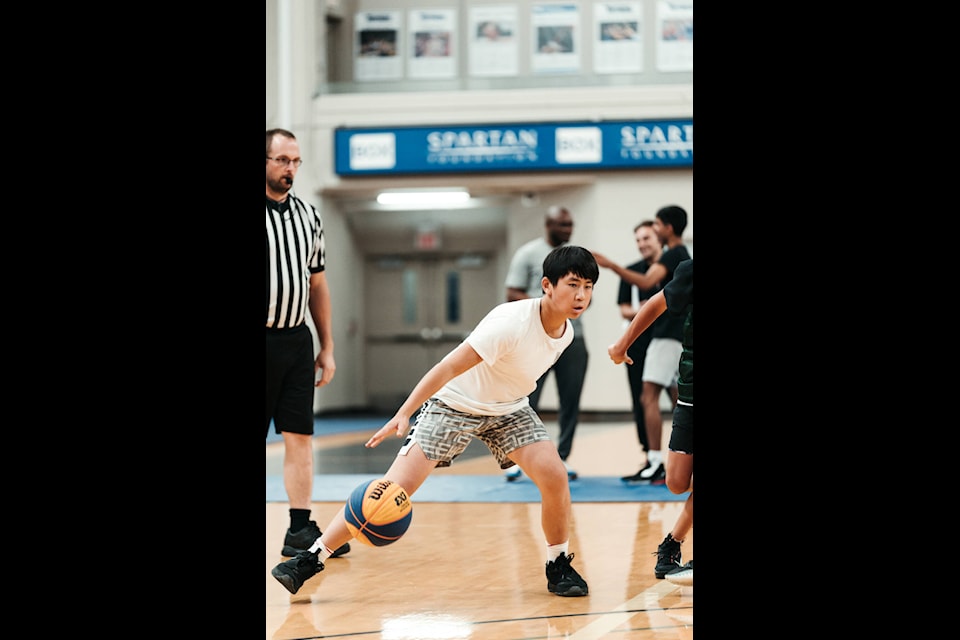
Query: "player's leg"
317 444 438 555
655 492 693 579
639 379 666 479
621 340 651 481
626 339 649 451
271 432 440 595
663 490 694 585
639 338 682 482
511 440 571 542
491 408 587 597
665 403 693 495
315 399 473 556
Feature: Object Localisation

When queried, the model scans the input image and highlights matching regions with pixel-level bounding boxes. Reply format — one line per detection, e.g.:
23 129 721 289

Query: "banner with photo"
530 2 581 74
656 0 692 72
355 10 403 81
468 4 519 77
593 1 642 74
408 8 457 79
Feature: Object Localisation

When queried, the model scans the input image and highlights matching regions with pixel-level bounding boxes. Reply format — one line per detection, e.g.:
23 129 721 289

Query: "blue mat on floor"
266 474 687 503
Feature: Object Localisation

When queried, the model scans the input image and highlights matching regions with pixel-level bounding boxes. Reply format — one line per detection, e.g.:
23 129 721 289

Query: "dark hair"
542 245 599 285
655 205 688 236
266 128 296 156
634 219 655 232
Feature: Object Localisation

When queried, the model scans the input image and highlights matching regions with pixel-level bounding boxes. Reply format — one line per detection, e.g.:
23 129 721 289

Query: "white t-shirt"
435 298 573 416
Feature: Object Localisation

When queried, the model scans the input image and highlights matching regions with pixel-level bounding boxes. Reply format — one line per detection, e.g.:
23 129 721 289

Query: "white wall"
267 0 693 415
307 90 692 414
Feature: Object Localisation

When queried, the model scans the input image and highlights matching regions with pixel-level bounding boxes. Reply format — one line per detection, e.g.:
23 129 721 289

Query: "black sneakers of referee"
546 553 589 597
282 520 350 558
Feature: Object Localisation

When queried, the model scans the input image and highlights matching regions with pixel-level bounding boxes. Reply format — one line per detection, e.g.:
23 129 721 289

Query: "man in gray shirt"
503 205 587 481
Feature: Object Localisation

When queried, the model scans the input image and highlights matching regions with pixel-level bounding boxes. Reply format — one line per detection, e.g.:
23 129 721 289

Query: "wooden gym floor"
266 417 693 640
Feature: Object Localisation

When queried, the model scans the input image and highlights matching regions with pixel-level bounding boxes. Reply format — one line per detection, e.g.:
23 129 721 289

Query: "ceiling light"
376 188 471 207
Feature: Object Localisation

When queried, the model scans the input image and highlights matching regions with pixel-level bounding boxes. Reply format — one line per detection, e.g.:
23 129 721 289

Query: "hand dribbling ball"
344 478 413 546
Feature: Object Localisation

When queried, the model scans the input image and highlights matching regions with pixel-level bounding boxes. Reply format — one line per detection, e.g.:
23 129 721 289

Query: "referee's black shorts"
266 324 315 437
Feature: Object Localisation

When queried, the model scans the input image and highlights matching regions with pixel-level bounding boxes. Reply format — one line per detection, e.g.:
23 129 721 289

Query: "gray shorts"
642 338 681 387
398 399 551 469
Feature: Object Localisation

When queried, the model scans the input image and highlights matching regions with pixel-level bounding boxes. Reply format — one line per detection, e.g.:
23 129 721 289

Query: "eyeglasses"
266 156 303 168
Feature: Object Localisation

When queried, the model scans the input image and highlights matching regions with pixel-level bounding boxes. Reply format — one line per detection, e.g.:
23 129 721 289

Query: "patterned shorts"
398 399 550 469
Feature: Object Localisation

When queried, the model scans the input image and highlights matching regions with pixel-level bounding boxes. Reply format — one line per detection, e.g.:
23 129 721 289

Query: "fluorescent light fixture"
376 188 470 207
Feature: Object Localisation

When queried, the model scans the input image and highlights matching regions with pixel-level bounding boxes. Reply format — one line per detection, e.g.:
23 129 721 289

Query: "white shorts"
642 338 681 387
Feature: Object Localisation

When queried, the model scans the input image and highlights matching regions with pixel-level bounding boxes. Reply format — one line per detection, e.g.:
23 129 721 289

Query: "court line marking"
567 581 685 640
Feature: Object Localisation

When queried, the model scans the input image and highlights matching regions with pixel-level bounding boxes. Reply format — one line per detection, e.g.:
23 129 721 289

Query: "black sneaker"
620 461 652 482
653 533 682 578
545 553 589 597
271 551 325 594
637 463 666 485
282 520 350 558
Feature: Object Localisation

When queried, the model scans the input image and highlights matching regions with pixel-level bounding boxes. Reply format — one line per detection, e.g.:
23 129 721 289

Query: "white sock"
308 539 334 562
646 450 662 467
546 541 569 563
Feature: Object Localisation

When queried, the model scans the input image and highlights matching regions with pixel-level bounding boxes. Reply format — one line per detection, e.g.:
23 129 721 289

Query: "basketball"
344 478 413 547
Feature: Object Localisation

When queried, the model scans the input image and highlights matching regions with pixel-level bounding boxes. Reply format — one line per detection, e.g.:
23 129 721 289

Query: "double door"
363 253 500 412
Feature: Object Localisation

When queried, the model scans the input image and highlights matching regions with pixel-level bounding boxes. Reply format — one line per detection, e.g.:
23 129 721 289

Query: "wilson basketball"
344 478 413 547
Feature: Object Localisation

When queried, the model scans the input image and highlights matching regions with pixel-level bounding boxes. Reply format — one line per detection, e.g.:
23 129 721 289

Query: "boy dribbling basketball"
271 245 597 597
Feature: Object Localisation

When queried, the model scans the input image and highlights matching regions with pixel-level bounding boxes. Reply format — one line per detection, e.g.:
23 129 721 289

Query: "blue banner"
334 119 693 176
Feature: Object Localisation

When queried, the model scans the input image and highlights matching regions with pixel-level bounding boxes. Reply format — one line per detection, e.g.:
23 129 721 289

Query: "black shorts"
668 402 693 454
265 324 315 437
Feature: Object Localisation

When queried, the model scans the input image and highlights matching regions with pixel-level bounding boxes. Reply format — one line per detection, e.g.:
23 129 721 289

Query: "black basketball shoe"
546 553 589 597
629 462 665 484
654 533 682 578
620 461 652 482
272 550 325 594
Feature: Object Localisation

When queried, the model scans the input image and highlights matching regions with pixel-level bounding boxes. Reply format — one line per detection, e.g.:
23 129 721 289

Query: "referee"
265 128 349 559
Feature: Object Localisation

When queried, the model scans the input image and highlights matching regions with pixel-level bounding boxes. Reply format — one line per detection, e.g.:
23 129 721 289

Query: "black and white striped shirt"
265 195 326 329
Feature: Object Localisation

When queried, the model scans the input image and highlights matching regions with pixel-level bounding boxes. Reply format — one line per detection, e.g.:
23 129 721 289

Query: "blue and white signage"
334 119 693 175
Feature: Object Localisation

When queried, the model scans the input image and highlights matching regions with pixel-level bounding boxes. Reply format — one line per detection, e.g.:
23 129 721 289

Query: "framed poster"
530 2 581 74
355 10 403 81
408 8 457 79
468 4 519 77
655 0 693 72
593 1 642 74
